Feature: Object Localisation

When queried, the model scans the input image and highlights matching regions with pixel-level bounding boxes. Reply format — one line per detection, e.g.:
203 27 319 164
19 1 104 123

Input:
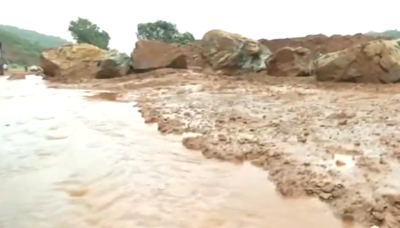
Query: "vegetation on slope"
366 29 400 39
0 25 69 65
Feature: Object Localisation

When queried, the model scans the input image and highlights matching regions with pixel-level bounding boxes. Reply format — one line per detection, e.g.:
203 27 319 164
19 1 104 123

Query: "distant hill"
366 29 400 39
0 25 69 65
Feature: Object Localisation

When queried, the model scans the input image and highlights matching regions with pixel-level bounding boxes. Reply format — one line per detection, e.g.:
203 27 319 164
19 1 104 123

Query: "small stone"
335 160 346 167
318 192 332 200
322 183 335 192
218 134 227 141
297 135 307 143
371 211 384 221
338 119 348 125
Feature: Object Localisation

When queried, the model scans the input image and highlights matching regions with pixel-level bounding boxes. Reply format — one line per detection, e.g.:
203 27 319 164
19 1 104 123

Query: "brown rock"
318 192 332 200
259 33 386 54
267 47 315 76
40 43 106 82
321 183 335 192
314 39 400 83
131 40 187 73
371 211 385 221
57 61 100 83
335 160 346 167
201 29 271 76
182 136 203 150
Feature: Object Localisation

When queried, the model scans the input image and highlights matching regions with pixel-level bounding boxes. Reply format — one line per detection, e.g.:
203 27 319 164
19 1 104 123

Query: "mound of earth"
201 29 271 75
131 40 187 73
180 44 203 68
314 39 400 83
267 47 315 77
260 34 386 54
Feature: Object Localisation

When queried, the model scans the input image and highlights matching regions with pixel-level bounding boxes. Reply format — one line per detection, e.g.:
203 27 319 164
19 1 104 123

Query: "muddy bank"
135 74 400 228
45 69 400 228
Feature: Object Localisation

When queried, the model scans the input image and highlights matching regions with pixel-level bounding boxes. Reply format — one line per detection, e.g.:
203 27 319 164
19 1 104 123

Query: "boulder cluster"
40 29 400 84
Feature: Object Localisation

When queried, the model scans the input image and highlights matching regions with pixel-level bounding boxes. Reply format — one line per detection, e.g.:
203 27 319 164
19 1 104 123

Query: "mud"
47 68 400 228
180 44 203 67
0 75 364 228
259 33 386 53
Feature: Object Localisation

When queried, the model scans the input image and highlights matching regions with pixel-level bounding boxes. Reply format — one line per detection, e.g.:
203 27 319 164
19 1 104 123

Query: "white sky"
1 0 399 53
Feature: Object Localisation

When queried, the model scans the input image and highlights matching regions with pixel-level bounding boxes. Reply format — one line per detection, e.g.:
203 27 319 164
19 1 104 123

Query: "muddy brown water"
0 76 363 228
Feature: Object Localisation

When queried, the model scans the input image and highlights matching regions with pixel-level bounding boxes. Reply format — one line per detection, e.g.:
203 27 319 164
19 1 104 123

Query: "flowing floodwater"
0 76 363 228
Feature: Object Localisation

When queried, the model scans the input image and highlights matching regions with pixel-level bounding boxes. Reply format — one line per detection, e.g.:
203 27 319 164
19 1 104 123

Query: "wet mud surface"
44 69 400 228
0 75 362 228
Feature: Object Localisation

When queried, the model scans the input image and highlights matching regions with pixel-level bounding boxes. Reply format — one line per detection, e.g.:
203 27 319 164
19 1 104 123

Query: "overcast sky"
1 0 398 53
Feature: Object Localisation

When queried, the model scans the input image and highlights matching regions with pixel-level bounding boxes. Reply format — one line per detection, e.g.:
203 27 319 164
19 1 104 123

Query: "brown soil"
180 44 203 67
259 33 388 54
47 69 400 228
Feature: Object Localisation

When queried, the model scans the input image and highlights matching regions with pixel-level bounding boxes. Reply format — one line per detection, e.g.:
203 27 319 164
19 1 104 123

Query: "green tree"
175 32 196 45
68 18 110 49
136 20 195 45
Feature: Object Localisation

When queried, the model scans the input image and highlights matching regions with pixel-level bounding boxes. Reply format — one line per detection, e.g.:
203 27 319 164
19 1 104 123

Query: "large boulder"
95 50 131 79
40 44 131 82
201 29 271 75
315 39 400 83
40 43 106 80
267 47 314 77
131 40 187 72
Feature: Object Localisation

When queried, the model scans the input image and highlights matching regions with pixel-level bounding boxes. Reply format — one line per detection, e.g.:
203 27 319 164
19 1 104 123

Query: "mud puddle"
0 77 362 228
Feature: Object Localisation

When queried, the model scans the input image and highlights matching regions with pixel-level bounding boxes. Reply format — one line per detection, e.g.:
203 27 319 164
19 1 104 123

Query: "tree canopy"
68 18 110 50
0 25 69 65
136 20 195 45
